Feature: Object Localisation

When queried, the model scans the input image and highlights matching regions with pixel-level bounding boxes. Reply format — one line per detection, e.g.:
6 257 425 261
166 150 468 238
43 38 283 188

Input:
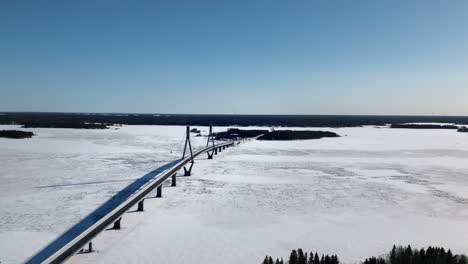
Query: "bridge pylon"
206 125 215 159
182 126 194 176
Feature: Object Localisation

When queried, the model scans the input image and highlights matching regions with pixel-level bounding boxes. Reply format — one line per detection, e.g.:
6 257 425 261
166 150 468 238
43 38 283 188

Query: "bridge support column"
207 152 213 159
214 148 218 155
137 200 144 211
171 174 177 186
184 162 193 176
156 185 162 198
218 147 222 152
113 217 122 229
88 242 93 252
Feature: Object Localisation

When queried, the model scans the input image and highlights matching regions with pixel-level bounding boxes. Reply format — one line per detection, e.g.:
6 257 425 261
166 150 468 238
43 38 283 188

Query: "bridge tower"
206 125 216 159
182 126 194 176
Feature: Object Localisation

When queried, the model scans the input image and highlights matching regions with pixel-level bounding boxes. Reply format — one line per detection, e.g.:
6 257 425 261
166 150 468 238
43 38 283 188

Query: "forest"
3 113 468 128
0 130 35 139
257 130 339 140
263 245 468 264
390 124 458 129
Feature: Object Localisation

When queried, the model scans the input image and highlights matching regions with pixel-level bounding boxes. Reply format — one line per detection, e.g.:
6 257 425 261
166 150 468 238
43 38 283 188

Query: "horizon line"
1 111 468 118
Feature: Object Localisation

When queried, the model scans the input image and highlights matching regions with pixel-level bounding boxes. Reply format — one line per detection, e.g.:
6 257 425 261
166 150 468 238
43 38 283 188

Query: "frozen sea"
1 125 468 264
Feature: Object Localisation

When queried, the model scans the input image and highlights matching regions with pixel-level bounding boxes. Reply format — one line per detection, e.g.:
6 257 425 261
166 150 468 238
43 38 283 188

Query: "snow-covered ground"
0 125 208 263
1 125 468 263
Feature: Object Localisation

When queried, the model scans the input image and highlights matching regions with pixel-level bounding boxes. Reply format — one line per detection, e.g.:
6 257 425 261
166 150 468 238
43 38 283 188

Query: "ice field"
1 125 468 263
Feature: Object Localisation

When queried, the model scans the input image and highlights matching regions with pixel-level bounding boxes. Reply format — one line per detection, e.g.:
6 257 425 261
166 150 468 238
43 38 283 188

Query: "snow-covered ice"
1 125 468 263
0 125 208 263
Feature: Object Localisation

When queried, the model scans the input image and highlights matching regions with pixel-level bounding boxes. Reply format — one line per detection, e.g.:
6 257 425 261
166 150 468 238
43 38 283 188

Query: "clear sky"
1 0 467 115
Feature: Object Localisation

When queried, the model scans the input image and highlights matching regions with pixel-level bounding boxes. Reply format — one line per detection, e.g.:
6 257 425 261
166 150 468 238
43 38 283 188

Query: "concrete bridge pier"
137 200 144 211
156 185 162 198
184 162 193 176
171 174 177 186
113 217 122 229
207 152 213 159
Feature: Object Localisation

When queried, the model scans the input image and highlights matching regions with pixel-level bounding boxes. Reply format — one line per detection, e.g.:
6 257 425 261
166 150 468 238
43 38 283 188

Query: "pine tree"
308 252 314 264
313 253 320 264
390 245 397 264
290 249 299 264
269 256 274 264
405 245 413 264
332 255 339 264
298 249 307 264
263 256 270 264
457 255 468 264
447 249 454 264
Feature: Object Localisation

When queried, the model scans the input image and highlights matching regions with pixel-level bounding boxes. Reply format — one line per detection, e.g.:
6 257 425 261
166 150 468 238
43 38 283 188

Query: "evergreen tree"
313 253 320 264
308 252 314 264
390 245 397 264
298 249 307 264
263 256 270 264
290 249 299 264
458 255 468 264
447 249 454 264
404 245 413 264
331 255 339 264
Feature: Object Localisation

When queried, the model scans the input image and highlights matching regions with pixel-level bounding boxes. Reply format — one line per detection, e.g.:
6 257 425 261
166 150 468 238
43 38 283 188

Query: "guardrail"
25 141 235 264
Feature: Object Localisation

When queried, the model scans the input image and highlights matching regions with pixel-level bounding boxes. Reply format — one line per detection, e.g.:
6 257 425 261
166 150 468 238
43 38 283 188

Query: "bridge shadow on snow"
34 179 138 188
25 159 181 264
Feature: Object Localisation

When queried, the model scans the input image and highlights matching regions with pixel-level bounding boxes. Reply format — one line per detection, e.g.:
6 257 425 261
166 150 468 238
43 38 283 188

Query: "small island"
215 128 269 140
22 121 108 129
257 130 339 141
0 130 35 139
214 128 340 141
390 124 458 129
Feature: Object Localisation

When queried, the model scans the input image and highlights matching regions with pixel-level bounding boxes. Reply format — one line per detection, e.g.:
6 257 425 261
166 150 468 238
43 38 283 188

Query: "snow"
0 125 207 263
1 125 468 263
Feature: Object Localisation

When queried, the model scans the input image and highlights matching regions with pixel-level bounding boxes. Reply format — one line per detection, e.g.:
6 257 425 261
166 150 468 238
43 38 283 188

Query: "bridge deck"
25 142 234 264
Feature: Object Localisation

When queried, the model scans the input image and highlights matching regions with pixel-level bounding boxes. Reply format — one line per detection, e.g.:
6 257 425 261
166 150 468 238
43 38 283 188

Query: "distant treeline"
22 121 108 129
0 130 34 139
390 124 459 129
262 248 338 264
257 130 339 140
4 113 468 128
263 245 468 264
215 128 268 139
214 129 339 141
364 245 468 264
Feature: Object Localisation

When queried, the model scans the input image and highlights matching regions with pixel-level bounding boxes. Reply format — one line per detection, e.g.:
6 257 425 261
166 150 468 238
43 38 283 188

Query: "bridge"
24 126 236 264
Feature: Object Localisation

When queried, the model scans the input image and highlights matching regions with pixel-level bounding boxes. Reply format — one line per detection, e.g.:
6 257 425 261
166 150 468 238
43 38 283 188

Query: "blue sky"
1 0 467 115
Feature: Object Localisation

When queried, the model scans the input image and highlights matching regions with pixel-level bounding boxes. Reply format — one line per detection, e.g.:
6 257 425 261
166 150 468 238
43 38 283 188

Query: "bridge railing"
25 140 235 264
